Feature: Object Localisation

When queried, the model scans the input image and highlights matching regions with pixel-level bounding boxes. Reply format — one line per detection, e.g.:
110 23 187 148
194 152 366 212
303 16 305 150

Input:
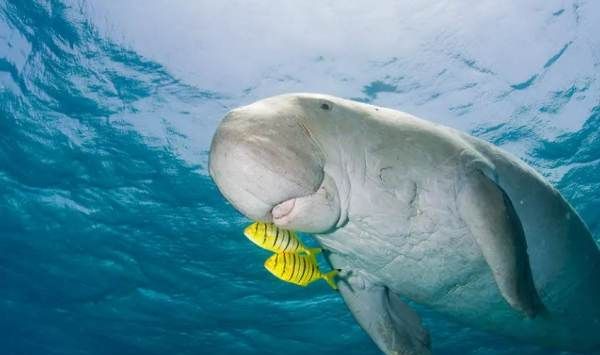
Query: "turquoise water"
1 1 599 354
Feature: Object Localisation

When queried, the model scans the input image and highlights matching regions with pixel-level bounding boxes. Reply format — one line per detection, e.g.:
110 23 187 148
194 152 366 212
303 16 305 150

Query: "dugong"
208 93 600 354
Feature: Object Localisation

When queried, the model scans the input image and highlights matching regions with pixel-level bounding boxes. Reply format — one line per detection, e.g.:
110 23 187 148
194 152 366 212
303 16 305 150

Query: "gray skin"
209 93 600 355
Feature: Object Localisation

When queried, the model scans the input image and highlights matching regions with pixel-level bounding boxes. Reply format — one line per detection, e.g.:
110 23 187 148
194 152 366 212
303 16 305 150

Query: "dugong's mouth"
266 173 342 234
272 199 296 220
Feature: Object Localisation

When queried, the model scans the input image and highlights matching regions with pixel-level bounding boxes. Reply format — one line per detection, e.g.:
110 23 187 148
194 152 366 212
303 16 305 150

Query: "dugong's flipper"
338 272 431 355
457 169 543 317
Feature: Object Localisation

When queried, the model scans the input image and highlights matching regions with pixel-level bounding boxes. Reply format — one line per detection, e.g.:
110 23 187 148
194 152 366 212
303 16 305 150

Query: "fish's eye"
320 102 331 111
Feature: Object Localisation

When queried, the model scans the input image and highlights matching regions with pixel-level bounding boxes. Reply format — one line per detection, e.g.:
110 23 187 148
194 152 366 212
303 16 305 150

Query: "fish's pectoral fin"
457 169 543 317
337 272 431 355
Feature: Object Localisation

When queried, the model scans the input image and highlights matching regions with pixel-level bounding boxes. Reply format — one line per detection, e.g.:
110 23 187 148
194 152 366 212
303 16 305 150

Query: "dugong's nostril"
272 199 296 219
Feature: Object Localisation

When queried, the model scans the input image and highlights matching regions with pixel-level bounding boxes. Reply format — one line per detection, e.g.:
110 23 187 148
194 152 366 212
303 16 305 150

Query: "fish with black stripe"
244 222 321 257
263 252 339 290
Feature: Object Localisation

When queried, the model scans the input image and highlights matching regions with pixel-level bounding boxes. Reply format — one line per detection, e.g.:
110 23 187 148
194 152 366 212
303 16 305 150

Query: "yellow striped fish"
264 253 339 290
244 222 321 256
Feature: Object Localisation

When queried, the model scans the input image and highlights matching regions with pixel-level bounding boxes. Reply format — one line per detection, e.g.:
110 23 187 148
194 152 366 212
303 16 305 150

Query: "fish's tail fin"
322 269 340 290
305 247 322 257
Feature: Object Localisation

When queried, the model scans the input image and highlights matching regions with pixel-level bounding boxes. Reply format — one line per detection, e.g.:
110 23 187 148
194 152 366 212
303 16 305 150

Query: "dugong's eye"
320 102 331 111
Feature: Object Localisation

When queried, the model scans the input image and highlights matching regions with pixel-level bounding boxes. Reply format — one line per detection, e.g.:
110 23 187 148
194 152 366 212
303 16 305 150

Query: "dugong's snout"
209 97 341 233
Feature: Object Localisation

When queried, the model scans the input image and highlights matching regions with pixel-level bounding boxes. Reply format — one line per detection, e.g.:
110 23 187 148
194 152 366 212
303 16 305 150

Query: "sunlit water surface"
1 1 599 354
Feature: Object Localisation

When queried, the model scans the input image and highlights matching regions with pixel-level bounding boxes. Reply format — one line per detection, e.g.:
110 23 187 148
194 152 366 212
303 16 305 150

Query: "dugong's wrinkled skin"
209 93 600 354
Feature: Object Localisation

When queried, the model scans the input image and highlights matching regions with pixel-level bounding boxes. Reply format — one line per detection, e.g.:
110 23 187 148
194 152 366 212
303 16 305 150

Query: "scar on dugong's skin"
208 93 600 354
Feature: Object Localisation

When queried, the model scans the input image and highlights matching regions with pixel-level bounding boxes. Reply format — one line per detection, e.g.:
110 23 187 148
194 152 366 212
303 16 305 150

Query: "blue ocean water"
1 1 599 354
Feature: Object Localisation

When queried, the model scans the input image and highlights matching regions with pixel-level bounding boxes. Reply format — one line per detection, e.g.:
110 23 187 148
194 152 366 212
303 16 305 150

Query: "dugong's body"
209 93 600 354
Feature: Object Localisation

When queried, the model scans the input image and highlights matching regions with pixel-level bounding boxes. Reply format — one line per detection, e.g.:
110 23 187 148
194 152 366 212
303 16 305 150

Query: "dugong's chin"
208 98 342 234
